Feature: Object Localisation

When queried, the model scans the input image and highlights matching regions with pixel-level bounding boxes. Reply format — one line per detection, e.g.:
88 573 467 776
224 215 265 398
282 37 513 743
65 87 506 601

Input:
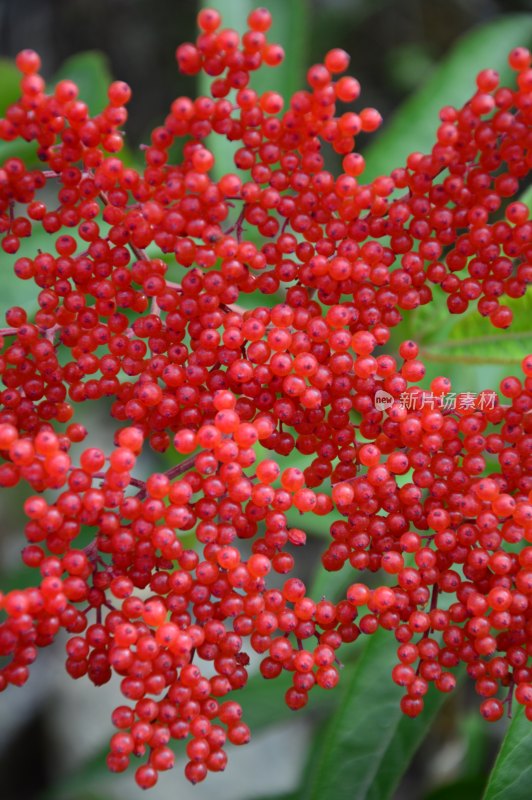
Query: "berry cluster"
0 6 531 789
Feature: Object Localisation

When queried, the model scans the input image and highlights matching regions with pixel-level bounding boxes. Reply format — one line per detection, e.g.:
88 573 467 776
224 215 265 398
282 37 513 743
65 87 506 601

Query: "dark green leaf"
299 628 454 800
459 711 490 780
363 15 532 182
364 686 455 800
425 775 487 800
482 706 532 800
251 793 300 800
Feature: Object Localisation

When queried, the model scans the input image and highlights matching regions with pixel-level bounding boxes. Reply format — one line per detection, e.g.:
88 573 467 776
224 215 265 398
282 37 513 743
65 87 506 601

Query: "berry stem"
134 452 199 500
503 680 515 719
421 349 520 366
224 206 247 241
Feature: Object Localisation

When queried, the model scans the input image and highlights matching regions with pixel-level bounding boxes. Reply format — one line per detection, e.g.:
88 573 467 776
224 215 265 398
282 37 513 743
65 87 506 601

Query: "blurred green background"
0 1 531 799
1 0 530 149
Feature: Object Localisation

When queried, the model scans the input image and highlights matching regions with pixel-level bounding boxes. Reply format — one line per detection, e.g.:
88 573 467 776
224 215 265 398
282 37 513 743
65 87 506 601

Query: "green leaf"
520 184 532 212
284 503 342 540
0 138 41 166
421 290 532 366
0 212 116 323
363 15 532 182
459 711 490 780
482 706 532 800
0 59 43 165
199 0 308 100
0 52 114 166
363 688 454 800
199 0 308 181
395 284 451 347
0 260 38 324
396 180 532 373
425 775 487 800
299 628 453 800
52 52 113 115
0 59 22 116
250 0 309 101
309 557 352 603
251 793 300 800
198 0 253 181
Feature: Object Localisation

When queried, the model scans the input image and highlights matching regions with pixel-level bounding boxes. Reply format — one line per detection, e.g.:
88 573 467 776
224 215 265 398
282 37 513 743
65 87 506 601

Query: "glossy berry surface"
0 6 531 790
